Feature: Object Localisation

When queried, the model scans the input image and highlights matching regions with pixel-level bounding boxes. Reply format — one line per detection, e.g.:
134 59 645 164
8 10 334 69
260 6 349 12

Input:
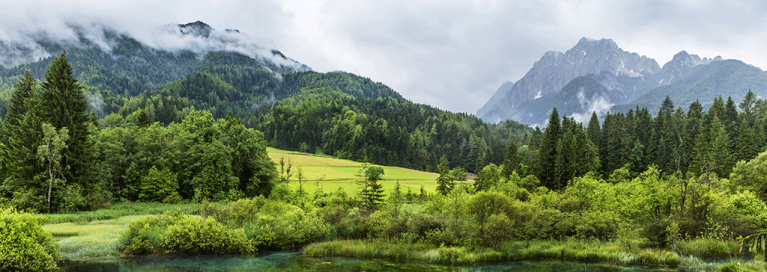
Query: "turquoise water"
61 251 680 272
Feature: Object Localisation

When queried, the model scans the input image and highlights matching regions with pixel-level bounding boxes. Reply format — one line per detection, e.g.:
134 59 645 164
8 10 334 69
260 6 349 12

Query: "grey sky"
2 0 767 114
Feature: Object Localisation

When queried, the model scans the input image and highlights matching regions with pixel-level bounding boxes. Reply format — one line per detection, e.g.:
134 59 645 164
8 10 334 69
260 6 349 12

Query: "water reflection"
61 251 678 272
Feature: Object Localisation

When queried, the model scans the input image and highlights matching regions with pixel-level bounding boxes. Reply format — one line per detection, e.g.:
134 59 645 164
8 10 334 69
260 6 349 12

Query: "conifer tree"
537 109 560 188
629 140 646 176
473 153 483 190
709 116 733 178
436 154 453 195
358 163 385 214
586 111 601 148
500 139 518 179
1 71 46 211
39 51 99 206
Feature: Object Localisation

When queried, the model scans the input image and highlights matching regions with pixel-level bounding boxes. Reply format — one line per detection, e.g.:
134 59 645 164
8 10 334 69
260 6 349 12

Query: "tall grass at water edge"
304 239 765 270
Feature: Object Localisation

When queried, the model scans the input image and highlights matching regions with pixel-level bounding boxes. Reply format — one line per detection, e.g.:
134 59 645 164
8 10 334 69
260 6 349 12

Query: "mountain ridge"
476 37 750 125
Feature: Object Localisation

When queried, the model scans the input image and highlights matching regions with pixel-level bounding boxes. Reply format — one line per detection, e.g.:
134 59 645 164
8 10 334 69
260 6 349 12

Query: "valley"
0 19 766 272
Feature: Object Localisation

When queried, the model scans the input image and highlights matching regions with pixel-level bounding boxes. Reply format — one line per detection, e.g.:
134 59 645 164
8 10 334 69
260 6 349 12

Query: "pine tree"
358 163 385 214
537 109 561 189
500 139 518 179
1 71 46 211
473 153 483 190
629 140 646 176
736 116 757 162
709 116 733 178
586 111 601 147
39 51 99 207
436 154 453 195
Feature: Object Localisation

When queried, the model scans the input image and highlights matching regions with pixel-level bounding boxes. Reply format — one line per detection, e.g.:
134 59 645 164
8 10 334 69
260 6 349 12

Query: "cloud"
0 0 306 70
571 89 613 124
2 0 767 115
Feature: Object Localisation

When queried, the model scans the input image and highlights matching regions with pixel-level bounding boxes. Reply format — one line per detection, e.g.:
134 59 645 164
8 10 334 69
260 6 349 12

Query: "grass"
676 238 741 258
267 147 452 194
37 202 205 224
43 215 142 260
304 238 764 270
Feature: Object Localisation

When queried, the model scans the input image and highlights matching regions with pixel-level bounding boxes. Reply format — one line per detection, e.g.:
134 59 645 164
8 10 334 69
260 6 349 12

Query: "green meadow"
43 215 140 260
266 148 464 194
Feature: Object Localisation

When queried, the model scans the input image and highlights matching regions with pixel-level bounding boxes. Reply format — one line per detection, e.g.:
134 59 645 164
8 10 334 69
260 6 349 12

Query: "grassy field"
43 215 141 260
267 148 458 194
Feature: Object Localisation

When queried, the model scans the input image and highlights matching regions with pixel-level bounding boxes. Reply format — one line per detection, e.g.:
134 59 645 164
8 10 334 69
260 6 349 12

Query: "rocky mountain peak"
476 37 660 123
657 50 722 85
178 21 213 38
573 38 620 53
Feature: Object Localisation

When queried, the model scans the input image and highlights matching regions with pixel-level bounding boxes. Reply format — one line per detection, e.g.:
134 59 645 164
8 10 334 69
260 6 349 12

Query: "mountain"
0 20 532 173
477 38 660 124
0 21 310 93
477 38 738 125
613 59 767 114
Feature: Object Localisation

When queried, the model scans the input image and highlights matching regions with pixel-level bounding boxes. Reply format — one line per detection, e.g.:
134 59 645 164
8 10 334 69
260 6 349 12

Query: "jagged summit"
476 37 738 125
476 37 659 123
178 21 213 38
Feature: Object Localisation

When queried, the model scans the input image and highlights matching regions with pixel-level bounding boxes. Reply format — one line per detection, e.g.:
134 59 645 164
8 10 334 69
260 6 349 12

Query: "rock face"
178 21 213 38
477 38 723 125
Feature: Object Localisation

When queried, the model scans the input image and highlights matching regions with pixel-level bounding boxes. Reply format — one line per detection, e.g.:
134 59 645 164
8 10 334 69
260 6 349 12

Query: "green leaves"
0 208 60 271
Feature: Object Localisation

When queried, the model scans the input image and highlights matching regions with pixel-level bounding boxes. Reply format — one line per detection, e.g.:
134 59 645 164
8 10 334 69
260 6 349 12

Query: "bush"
244 201 328 249
482 213 514 248
0 208 60 271
162 215 254 254
120 212 181 255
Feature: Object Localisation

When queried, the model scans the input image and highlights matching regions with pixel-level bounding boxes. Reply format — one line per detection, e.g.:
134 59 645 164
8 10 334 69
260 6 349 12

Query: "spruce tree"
586 111 601 148
500 139 518 179
39 51 100 210
1 71 46 211
537 109 560 189
473 153 483 190
709 116 733 178
436 154 453 195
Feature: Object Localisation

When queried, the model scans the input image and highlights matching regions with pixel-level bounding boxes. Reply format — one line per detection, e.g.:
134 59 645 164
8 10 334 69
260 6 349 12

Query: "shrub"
244 202 329 249
0 208 60 271
120 212 181 255
162 215 254 254
482 213 514 248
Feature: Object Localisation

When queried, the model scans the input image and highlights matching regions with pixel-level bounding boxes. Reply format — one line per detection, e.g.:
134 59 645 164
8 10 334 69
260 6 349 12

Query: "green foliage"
731 150 767 202
162 215 253 254
0 208 60 271
138 166 180 203
358 164 385 214
435 155 453 195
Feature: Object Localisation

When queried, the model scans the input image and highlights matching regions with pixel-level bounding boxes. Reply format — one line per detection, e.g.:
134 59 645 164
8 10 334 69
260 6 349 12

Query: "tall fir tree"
0 71 47 211
436 154 453 195
537 109 561 189
586 111 601 148
500 139 518 179
39 51 100 210
708 115 733 178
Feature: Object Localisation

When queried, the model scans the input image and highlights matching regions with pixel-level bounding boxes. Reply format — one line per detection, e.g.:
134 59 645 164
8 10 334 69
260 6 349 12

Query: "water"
61 252 681 272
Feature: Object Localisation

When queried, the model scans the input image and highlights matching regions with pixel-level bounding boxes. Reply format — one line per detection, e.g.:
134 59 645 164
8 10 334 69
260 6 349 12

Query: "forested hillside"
0 28 532 173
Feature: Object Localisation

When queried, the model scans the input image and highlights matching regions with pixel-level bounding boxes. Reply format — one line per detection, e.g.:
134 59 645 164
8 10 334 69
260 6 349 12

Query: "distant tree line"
490 91 767 193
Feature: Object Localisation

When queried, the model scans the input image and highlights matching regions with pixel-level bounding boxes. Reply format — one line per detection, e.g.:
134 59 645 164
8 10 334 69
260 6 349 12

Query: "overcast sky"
3 0 767 114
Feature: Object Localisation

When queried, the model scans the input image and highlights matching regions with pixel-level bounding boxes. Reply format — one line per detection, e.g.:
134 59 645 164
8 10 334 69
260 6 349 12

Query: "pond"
61 251 683 272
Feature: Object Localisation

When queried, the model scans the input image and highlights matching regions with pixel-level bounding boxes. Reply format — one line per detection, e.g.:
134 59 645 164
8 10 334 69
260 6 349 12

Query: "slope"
267 148 443 194
614 60 767 113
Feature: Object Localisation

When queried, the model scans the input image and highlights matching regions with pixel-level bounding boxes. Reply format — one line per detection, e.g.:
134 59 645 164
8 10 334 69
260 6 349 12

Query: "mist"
0 1 307 71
